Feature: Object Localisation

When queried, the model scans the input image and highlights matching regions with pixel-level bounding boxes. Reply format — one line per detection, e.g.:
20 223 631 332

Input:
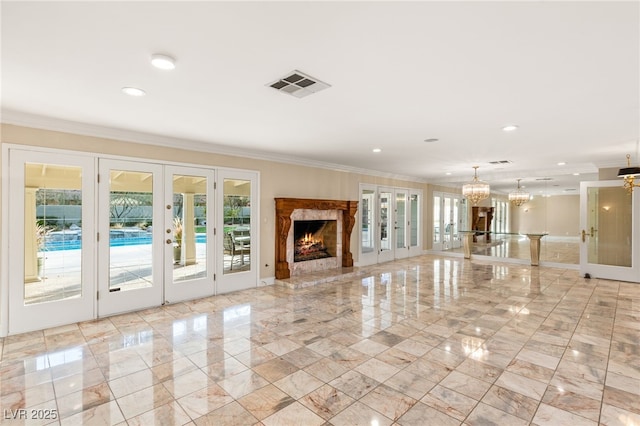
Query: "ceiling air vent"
268 70 331 98
488 160 512 165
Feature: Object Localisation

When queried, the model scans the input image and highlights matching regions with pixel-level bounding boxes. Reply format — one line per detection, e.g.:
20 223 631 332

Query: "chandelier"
508 179 530 206
618 154 640 194
462 166 490 205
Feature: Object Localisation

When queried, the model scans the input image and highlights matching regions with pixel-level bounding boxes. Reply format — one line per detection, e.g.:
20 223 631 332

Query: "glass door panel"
98 159 163 316
395 190 408 258
217 170 258 293
433 195 441 249
165 166 214 303
409 191 421 256
361 188 375 254
580 181 639 282
8 150 95 334
378 189 394 262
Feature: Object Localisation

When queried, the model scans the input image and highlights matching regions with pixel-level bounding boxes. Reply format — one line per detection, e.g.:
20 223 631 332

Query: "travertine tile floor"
1 254 638 425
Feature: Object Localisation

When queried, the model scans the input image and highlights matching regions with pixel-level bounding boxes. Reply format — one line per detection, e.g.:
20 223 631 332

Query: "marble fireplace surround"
275 198 358 279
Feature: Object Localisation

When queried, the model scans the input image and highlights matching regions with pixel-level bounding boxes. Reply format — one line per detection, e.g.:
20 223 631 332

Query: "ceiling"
2 1 639 197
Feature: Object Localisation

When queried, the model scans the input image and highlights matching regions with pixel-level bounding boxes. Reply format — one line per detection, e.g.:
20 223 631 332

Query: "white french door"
164 166 215 303
4 148 261 335
579 180 640 282
98 159 164 316
216 169 258 294
359 185 422 265
8 150 96 334
433 192 465 251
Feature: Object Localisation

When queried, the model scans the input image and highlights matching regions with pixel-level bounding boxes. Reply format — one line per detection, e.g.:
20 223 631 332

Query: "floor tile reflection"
1 254 638 425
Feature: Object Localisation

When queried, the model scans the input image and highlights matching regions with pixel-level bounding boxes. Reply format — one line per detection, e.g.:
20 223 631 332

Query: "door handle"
581 227 597 242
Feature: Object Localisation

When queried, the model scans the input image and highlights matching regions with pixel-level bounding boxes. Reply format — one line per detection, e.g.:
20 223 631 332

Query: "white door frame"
216 168 259 294
98 159 164 317
7 149 96 334
579 180 640 282
378 187 395 263
164 165 216 304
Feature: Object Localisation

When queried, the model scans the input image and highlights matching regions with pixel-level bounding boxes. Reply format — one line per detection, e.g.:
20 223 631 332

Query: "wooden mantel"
275 198 358 279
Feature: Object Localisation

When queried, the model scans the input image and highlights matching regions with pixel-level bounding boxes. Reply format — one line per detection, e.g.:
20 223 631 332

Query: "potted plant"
173 217 183 264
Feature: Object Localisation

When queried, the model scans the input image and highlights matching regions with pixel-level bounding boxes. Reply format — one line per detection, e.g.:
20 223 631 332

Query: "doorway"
359 184 422 265
579 180 640 282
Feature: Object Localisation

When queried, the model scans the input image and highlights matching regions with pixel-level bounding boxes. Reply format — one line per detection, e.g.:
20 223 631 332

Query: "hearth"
294 220 337 262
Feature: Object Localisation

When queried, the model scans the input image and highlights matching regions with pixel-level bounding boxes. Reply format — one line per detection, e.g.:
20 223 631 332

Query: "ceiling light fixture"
372 148 382 153
502 124 519 132
618 155 640 194
557 162 566 166
151 54 176 70
121 87 146 97
508 179 530 207
462 166 490 205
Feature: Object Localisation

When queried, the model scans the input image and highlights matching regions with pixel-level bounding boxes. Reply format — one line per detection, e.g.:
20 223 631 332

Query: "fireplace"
294 220 337 262
275 198 358 279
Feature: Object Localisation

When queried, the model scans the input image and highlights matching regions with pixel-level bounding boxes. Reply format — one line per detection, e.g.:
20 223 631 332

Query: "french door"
5 149 259 334
217 169 258 294
433 192 465 251
8 150 96 334
579 180 640 282
98 159 164 316
359 185 422 265
164 166 215 303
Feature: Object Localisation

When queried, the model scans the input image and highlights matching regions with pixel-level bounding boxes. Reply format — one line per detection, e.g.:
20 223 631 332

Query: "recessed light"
121 87 146 97
151 54 176 70
573 172 580 176
372 148 382 153
445 172 452 175
424 138 439 143
557 162 566 166
502 124 519 132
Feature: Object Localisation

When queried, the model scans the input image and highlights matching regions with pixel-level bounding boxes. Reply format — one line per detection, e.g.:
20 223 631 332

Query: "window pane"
223 179 251 274
109 170 153 291
396 192 406 249
380 192 391 251
410 194 419 247
361 189 375 253
24 163 83 305
173 174 208 282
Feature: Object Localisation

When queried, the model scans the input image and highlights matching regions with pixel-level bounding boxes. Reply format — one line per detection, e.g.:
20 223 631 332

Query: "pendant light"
618 140 640 193
462 166 490 205
508 179 530 206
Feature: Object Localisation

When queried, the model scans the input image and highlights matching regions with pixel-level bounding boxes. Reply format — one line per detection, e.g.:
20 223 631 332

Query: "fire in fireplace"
294 220 337 262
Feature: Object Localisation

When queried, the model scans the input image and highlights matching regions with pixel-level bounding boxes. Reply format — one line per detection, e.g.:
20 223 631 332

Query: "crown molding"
1 109 429 184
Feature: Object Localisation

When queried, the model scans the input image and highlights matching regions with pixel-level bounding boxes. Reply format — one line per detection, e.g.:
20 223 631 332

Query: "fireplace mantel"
275 198 358 279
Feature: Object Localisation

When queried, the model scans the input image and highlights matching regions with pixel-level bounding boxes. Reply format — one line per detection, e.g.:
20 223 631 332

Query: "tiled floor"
1 254 638 425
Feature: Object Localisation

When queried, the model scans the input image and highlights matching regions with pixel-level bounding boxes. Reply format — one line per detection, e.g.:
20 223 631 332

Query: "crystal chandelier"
462 166 490 205
618 154 640 194
508 179 530 206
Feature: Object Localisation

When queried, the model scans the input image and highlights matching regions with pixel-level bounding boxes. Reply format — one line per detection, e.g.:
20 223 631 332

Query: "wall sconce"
602 206 610 212
618 153 640 194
